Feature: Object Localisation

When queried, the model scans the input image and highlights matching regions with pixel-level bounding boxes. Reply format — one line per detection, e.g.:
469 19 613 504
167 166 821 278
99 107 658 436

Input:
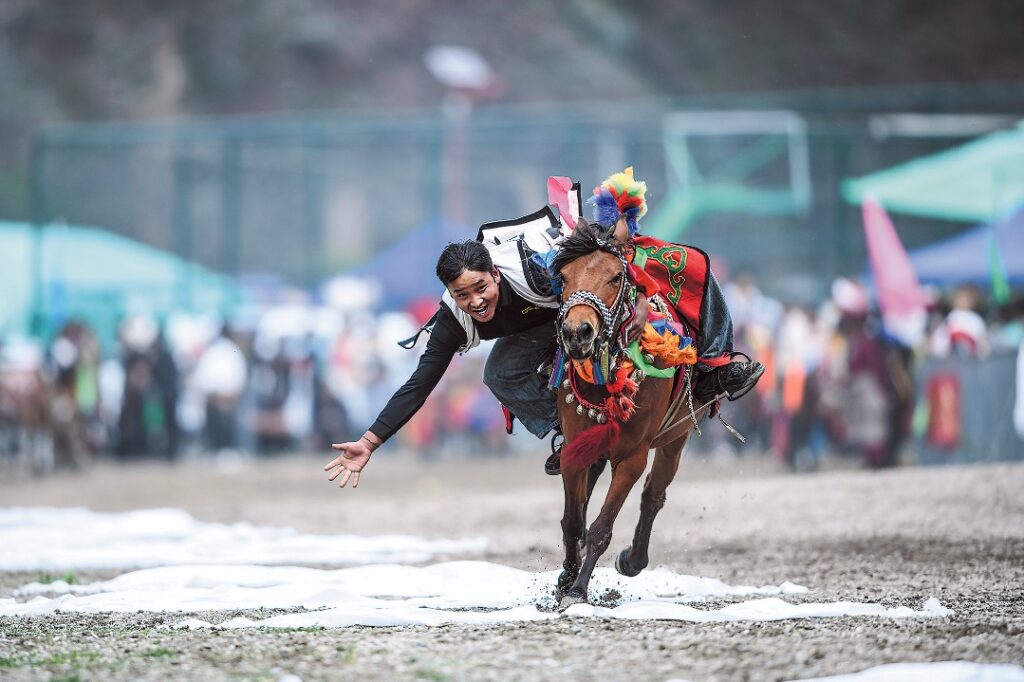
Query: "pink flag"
862 197 928 345
547 176 578 229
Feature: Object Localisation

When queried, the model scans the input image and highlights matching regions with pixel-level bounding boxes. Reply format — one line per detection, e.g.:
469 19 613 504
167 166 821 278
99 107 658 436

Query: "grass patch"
36 571 77 585
0 649 100 670
142 647 178 658
37 650 100 666
415 669 449 681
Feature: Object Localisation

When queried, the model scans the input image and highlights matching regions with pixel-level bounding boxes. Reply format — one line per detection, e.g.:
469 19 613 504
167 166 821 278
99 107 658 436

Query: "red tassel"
616 395 637 420
606 364 627 393
606 363 638 394
561 420 622 474
604 396 623 421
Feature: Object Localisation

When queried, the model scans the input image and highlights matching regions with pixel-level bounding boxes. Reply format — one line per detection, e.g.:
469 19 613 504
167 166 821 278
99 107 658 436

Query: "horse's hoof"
615 547 642 577
558 593 587 611
556 570 577 597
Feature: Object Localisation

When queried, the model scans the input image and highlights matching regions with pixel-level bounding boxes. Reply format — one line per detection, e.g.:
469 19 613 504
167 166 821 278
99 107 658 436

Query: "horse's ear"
593 221 616 246
612 217 629 244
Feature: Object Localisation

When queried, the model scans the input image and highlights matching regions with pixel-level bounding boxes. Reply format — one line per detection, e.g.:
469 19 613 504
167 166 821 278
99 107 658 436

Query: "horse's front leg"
560 450 647 609
616 436 686 577
557 465 588 599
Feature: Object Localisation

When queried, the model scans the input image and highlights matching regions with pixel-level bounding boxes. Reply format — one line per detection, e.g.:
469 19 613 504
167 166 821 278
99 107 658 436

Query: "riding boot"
694 356 765 406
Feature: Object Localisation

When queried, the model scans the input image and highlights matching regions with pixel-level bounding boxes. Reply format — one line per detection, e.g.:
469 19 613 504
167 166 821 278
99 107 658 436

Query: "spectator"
930 285 989 358
192 324 248 453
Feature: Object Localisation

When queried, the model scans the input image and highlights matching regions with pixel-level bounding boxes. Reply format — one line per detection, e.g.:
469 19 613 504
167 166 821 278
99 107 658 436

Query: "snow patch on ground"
789 661 1024 682
669 662 1024 682
1 561 951 628
0 507 487 570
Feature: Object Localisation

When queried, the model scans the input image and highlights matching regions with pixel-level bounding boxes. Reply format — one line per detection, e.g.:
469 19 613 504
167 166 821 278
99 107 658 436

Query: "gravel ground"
1 451 1022 681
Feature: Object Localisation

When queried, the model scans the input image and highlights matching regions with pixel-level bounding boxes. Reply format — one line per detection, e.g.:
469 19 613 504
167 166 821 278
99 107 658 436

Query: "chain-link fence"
28 86 1024 306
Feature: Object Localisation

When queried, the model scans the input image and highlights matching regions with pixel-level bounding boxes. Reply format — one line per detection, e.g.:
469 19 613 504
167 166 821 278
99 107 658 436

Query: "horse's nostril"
578 322 594 341
561 321 574 340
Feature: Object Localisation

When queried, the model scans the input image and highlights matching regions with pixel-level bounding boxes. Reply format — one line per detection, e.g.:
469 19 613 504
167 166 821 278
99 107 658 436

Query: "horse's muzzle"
561 320 596 360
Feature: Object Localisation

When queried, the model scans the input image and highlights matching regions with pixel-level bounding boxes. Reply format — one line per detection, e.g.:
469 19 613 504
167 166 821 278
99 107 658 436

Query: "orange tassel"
572 359 595 384
640 325 698 367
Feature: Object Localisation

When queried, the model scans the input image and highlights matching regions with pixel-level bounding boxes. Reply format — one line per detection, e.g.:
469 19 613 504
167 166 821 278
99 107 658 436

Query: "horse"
551 220 716 609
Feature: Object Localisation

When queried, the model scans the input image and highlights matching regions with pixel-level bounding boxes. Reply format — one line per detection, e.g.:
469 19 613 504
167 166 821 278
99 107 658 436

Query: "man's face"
447 268 501 322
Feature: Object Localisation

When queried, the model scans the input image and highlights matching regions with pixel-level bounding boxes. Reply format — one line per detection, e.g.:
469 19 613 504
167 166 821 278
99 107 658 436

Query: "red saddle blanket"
629 236 704 336
628 236 730 368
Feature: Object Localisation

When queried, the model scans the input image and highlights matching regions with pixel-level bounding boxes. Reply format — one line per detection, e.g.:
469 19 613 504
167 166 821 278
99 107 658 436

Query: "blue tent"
907 204 1024 285
350 219 471 309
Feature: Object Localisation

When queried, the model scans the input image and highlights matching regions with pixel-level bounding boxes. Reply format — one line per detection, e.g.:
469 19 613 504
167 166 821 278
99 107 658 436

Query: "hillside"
1 0 1023 217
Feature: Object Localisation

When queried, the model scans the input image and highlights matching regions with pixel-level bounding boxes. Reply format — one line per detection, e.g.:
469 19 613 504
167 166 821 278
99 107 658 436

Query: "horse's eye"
609 272 623 285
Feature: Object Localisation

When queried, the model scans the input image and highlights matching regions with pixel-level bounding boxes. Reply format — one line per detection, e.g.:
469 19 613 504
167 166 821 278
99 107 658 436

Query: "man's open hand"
324 441 373 489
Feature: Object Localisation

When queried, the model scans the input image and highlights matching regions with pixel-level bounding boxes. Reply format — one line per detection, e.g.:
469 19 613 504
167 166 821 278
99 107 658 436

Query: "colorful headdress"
590 166 648 237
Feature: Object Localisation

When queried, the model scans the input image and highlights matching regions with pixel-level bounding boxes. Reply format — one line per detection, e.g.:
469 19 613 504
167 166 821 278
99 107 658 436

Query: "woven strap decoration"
557 290 615 343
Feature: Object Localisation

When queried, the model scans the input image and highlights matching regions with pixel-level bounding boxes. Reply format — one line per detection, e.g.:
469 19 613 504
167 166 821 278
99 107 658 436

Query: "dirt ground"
1 450 1022 682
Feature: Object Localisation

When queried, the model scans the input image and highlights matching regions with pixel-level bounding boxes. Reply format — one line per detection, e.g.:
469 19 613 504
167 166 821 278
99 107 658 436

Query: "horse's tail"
561 420 622 474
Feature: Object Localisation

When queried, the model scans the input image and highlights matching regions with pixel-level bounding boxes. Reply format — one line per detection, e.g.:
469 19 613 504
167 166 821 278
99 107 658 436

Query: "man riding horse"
325 169 763 487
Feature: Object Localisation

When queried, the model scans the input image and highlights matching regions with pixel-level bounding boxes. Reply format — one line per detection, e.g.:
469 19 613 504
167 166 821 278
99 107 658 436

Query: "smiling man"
325 233 564 489
326 169 764 489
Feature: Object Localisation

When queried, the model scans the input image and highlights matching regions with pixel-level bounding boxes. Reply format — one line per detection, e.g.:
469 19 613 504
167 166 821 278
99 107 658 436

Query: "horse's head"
553 220 631 361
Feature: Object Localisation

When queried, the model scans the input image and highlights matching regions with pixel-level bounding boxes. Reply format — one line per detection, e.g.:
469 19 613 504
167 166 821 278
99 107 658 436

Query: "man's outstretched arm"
324 308 463 489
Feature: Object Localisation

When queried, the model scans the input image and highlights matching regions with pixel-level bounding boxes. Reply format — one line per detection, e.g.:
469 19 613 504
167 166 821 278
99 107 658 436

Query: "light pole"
424 46 502 230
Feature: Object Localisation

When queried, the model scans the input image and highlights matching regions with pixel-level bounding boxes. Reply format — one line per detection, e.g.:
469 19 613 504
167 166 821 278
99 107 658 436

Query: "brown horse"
552 221 714 609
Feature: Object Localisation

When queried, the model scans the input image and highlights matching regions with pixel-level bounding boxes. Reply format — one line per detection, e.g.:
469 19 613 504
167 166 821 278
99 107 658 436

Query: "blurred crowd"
0 296 507 475
721 274 1024 470
2 275 1021 475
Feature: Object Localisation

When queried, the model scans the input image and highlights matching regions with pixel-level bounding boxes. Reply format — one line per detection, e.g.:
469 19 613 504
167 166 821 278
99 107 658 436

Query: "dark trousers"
696 271 735 372
482 323 559 439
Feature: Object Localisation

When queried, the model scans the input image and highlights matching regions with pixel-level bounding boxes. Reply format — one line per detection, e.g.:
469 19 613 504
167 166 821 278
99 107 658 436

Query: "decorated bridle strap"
557 290 615 340
567 364 609 412
555 249 633 348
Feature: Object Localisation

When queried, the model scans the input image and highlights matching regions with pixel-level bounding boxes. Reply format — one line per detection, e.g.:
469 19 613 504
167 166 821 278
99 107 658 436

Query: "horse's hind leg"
560 452 647 608
616 435 688 578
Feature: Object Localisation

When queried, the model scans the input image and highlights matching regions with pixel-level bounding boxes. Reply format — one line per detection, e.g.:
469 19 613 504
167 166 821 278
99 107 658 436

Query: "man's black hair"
435 240 494 285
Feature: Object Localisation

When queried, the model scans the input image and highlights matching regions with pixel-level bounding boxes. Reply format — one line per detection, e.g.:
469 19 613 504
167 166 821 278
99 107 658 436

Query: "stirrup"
550 430 564 455
546 431 563 476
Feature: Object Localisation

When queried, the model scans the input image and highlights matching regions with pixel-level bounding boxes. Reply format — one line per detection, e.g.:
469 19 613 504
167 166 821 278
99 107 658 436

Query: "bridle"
555 245 636 362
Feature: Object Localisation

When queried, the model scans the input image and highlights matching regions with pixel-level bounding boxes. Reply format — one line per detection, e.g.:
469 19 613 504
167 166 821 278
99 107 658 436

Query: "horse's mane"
551 220 620 275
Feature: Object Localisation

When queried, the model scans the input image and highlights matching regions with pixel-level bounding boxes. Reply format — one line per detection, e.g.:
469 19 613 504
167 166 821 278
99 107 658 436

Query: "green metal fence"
26 85 1024 317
